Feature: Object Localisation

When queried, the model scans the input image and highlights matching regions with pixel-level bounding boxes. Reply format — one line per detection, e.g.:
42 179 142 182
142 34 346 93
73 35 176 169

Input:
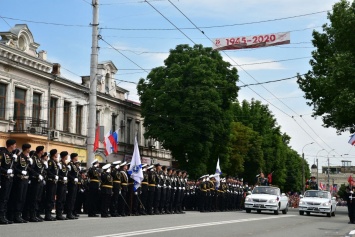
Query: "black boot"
14 212 25 223
45 211 56 221
29 212 39 222
66 212 76 220
36 211 44 222
0 213 8 225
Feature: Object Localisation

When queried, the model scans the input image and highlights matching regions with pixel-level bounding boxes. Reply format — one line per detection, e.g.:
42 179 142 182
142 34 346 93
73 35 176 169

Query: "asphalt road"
1 207 355 237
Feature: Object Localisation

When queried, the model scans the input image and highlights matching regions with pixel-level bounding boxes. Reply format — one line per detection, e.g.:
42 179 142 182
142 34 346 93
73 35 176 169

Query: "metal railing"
9 116 48 135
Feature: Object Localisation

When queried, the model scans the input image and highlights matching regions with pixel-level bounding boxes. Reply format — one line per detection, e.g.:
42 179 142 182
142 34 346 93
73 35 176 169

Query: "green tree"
284 149 304 192
297 0 355 133
226 121 264 184
137 44 239 178
232 100 288 188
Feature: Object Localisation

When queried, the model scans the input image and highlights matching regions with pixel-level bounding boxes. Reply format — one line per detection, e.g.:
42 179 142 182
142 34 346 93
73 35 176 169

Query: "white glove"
63 177 68 181
55 175 59 180
134 192 138 195
351 191 354 194
13 154 18 162
7 169 13 174
67 165 71 171
119 190 121 195
28 158 33 165
79 166 82 171
74 178 78 182
44 161 48 169
39 175 43 181
57 163 62 169
21 170 27 175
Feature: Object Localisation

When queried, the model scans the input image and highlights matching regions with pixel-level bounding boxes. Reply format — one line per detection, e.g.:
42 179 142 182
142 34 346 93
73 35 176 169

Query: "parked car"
298 190 336 217
244 186 289 215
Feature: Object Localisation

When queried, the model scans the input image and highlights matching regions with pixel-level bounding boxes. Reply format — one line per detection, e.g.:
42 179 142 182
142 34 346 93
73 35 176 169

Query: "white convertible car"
244 186 289 215
298 190 336 217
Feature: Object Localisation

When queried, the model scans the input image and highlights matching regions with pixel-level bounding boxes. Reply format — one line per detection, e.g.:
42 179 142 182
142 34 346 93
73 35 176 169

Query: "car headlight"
268 199 277 203
245 197 252 202
299 201 305 205
322 201 331 206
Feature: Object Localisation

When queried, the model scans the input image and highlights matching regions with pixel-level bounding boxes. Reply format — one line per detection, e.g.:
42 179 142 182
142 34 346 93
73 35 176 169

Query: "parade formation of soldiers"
0 139 251 225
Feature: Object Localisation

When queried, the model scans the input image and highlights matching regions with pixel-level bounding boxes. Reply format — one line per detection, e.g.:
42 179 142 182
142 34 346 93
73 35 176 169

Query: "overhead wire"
157 0 332 152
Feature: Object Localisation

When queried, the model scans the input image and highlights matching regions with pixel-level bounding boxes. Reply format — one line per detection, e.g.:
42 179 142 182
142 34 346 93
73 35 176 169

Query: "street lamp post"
327 149 335 192
316 149 325 190
302 142 314 194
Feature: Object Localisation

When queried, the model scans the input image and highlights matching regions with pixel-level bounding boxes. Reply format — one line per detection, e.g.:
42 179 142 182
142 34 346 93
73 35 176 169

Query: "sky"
1 0 354 172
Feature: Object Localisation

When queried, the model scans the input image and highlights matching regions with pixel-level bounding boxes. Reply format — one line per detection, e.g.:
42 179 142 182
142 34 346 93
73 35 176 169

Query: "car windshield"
252 187 280 195
304 191 330 198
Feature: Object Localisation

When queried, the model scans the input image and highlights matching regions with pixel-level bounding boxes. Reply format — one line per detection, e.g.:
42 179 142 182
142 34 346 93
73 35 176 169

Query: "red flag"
93 126 100 152
267 172 272 184
348 175 353 184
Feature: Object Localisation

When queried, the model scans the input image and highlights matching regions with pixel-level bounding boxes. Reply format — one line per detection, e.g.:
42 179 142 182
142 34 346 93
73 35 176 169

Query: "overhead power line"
159 0 335 152
0 9 329 30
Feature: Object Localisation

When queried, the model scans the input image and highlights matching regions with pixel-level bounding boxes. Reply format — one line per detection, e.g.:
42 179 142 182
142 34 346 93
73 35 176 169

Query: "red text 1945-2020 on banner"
212 32 290 51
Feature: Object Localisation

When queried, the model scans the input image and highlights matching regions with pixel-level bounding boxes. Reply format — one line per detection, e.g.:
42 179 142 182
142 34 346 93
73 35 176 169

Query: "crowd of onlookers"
287 192 301 208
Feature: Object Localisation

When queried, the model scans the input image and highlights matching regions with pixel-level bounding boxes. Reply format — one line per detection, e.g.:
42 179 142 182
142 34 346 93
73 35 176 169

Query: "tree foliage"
297 0 355 133
231 99 305 191
137 44 239 178
226 121 264 184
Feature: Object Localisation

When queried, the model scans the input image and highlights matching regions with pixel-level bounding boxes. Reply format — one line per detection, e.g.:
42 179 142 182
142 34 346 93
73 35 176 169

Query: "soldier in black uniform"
119 162 129 216
0 139 17 225
257 172 269 186
181 171 188 213
306 176 318 190
101 163 113 218
66 153 80 220
87 159 101 217
159 166 167 214
74 168 88 215
140 164 148 215
164 167 172 214
27 146 45 222
146 165 155 215
345 185 355 224
6 148 20 222
56 151 69 220
11 144 31 223
153 163 162 215
110 161 121 217
199 175 208 212
169 168 176 214
44 149 59 221
37 152 48 220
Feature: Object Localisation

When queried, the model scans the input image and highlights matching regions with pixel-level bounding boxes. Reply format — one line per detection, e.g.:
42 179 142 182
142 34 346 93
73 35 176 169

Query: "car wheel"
257 210 261 214
327 209 332 217
306 212 310 216
245 209 251 213
274 206 280 215
299 211 304 215
282 204 288 214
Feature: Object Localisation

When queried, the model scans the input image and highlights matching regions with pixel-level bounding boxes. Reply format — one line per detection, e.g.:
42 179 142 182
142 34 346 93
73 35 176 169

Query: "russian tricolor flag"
103 130 119 156
348 134 355 146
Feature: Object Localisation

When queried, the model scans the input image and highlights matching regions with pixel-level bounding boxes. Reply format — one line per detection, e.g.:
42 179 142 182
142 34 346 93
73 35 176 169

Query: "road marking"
95 215 295 237
349 230 355 234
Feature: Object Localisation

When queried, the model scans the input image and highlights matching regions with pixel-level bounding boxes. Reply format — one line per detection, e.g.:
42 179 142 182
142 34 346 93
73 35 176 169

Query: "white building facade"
0 24 171 166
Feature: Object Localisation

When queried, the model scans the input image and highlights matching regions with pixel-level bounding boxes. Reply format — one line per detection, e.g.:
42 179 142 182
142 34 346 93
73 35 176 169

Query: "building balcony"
8 116 48 136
